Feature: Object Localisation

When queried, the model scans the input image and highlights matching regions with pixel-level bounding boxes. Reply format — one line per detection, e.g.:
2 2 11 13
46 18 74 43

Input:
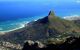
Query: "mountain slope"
47 11 80 38
0 11 80 49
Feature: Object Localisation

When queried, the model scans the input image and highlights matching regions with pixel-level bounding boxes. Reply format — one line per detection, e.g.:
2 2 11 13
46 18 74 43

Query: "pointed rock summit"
48 10 56 20
48 10 58 23
36 10 56 24
48 10 55 16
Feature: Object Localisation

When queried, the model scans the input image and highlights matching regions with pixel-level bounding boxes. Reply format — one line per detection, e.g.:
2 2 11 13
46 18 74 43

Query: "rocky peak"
48 10 58 23
35 10 56 24
48 10 55 16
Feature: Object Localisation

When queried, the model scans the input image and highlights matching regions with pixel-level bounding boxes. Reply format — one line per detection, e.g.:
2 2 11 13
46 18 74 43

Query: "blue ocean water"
0 0 80 32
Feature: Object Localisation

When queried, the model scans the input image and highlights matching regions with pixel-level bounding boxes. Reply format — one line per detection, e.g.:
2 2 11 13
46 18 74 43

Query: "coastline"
0 15 46 34
0 24 25 32
0 23 26 35
0 18 30 33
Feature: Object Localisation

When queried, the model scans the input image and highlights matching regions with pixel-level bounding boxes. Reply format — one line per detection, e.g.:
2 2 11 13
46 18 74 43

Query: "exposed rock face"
22 40 45 50
0 41 22 50
22 37 80 50
25 40 34 46
35 41 45 48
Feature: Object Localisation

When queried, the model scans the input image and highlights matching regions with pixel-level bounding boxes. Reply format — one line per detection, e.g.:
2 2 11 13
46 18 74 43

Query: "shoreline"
0 23 25 33
0 20 30 33
0 15 46 34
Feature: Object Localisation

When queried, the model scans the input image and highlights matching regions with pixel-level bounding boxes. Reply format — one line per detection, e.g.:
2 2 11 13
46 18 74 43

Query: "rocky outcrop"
22 40 45 50
22 37 80 50
0 41 22 50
